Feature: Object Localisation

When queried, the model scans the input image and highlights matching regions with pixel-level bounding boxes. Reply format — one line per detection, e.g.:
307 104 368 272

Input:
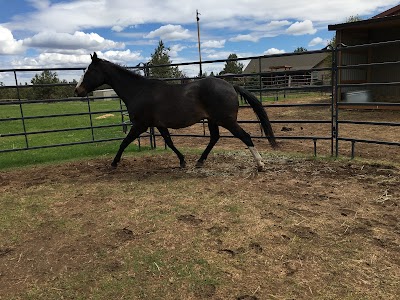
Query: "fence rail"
1 41 399 161
333 40 400 158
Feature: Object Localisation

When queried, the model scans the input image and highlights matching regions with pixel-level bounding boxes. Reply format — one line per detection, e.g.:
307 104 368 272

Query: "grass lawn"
0 91 331 169
0 99 146 169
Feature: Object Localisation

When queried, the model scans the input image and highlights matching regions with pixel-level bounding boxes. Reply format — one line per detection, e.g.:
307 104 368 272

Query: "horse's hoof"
195 161 204 168
257 165 265 172
180 161 187 169
111 162 118 168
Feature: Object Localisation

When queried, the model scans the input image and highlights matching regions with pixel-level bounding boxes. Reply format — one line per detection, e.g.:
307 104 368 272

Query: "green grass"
0 99 147 169
1 99 127 149
259 91 330 102
0 142 146 169
0 91 331 169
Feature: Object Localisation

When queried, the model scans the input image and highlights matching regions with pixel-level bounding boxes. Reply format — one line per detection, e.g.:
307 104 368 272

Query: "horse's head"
75 52 106 97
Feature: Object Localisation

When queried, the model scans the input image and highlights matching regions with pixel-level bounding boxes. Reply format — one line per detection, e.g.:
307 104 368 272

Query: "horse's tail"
233 85 278 148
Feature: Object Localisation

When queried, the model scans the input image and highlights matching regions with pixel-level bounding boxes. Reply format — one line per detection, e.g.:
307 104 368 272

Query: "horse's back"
196 77 239 120
148 77 239 128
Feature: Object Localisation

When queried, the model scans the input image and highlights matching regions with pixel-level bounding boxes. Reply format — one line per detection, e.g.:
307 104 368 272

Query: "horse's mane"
101 59 147 80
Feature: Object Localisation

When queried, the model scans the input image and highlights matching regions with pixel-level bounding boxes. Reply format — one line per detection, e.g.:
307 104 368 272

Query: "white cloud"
5 1 399 34
201 40 226 48
0 72 12 83
23 31 125 51
100 50 143 64
286 20 317 35
229 20 292 43
0 26 24 55
230 34 259 43
253 20 292 32
26 0 50 10
111 25 125 32
145 25 191 41
169 44 187 57
205 50 235 60
11 53 89 68
180 62 225 77
308 37 328 47
264 48 286 55
10 50 142 69
2 0 399 70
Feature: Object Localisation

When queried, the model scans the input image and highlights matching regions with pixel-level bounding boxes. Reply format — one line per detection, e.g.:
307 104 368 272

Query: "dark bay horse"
75 52 277 171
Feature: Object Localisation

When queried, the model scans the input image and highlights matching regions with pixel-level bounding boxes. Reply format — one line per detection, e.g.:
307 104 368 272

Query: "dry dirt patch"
0 151 399 299
167 101 400 164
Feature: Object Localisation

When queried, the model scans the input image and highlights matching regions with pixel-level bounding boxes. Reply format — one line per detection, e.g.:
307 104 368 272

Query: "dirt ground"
162 97 400 165
1 149 399 299
1 95 399 299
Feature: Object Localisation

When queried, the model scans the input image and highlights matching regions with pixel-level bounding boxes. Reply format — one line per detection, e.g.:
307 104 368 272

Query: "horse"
75 52 277 171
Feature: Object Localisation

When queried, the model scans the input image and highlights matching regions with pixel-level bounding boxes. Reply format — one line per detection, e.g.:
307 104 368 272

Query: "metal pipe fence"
1 41 399 161
334 40 400 158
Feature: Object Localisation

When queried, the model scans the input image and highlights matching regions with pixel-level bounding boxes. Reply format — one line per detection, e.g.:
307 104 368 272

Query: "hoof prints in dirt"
218 242 263 257
0 248 14 257
177 214 203 225
237 295 258 300
194 283 217 298
115 227 135 241
290 226 318 240
207 225 229 235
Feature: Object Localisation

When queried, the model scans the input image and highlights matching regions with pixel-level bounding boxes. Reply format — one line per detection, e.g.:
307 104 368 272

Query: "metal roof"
243 52 329 74
372 4 400 19
328 4 400 31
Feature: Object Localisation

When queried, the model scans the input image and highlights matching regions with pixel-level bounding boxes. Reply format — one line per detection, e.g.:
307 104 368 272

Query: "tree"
329 15 363 49
0 82 18 100
219 54 243 75
294 47 308 53
346 15 363 22
326 15 364 66
31 70 60 99
148 40 184 79
31 70 60 85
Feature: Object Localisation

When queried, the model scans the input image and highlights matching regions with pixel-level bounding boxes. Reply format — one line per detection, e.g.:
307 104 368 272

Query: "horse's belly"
164 117 203 129
155 107 208 129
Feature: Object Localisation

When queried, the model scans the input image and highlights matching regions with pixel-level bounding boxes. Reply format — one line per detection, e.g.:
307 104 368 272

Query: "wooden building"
243 52 330 88
328 5 400 103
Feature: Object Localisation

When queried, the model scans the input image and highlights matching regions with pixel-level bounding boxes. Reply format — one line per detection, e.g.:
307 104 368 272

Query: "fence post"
333 45 340 157
86 94 95 141
258 57 262 102
14 71 29 149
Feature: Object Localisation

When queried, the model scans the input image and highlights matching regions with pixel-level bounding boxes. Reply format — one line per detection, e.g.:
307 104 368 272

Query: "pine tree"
219 54 243 75
31 70 60 99
294 47 308 53
148 40 184 79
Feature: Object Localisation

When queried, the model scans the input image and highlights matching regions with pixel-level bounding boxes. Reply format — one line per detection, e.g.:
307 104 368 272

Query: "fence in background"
333 40 400 158
0 41 399 160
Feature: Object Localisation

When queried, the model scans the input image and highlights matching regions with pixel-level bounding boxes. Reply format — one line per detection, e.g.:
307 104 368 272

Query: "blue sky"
0 0 399 83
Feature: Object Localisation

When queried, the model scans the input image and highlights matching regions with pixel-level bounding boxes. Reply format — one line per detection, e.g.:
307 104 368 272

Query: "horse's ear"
91 52 98 61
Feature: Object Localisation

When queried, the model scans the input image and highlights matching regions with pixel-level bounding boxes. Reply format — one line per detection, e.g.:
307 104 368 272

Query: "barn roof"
372 4 400 18
328 14 400 31
243 52 329 74
328 4 400 31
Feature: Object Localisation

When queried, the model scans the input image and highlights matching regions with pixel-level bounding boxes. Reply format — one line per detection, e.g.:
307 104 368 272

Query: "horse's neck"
105 65 142 106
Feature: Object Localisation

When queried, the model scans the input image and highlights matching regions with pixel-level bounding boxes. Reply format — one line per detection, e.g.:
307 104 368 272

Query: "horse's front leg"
111 125 147 168
157 127 186 168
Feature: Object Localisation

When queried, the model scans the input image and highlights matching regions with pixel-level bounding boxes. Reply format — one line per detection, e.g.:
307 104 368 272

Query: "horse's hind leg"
157 127 186 168
111 124 147 168
196 121 220 168
224 122 265 171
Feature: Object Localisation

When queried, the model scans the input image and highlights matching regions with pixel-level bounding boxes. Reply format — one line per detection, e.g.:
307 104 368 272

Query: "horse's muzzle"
74 86 87 97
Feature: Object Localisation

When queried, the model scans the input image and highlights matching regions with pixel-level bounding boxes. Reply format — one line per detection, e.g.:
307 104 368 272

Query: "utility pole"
196 9 203 77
